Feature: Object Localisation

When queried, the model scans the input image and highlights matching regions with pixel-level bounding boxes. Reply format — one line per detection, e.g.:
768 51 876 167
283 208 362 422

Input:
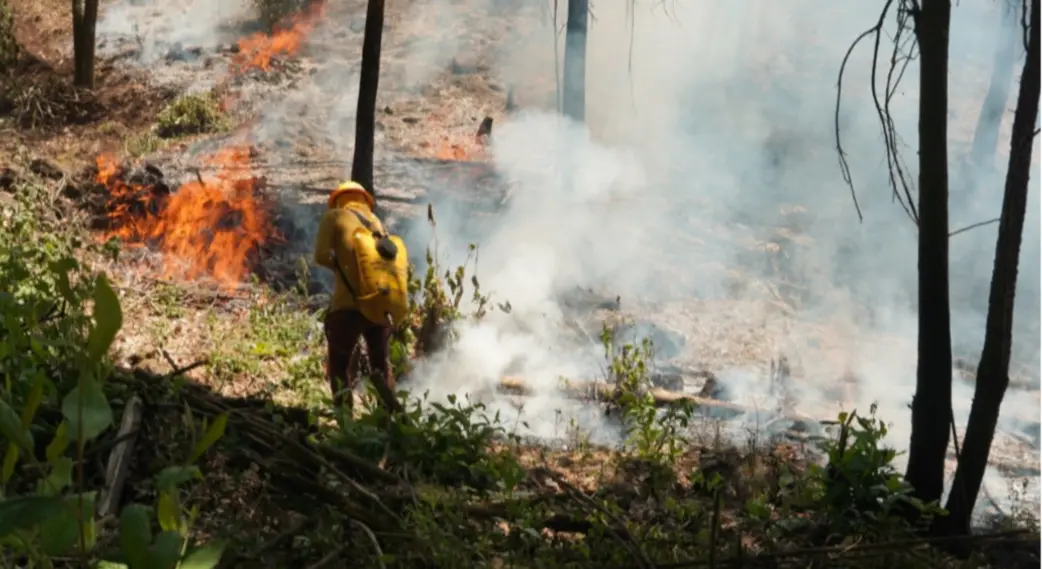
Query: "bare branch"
949 217 1001 238
835 0 925 226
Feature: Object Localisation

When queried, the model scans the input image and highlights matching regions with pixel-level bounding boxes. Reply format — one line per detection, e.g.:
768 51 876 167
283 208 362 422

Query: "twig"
305 542 350 569
351 520 387 569
534 467 654 569
98 396 144 517
949 217 1000 237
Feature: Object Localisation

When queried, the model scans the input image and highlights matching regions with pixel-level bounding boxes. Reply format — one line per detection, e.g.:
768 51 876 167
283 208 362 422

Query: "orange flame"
96 147 273 290
233 0 327 72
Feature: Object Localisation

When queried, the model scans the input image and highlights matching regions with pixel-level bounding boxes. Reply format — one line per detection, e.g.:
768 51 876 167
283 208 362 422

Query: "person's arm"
313 211 335 268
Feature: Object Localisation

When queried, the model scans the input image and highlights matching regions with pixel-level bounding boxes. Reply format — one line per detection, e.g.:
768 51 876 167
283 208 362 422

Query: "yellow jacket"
313 195 386 314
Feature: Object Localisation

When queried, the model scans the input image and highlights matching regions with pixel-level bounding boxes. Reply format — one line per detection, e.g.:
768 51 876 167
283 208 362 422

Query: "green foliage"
334 389 524 492
0 176 227 568
779 405 945 542
601 323 694 473
153 91 227 139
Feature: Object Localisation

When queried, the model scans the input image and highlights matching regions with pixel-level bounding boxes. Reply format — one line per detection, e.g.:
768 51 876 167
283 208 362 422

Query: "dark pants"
324 309 400 412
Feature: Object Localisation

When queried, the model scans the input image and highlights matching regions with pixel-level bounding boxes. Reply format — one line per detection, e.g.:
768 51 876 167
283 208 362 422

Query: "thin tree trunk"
939 0 1040 536
561 0 588 123
968 6 1018 172
71 0 99 88
351 0 385 195
904 0 954 512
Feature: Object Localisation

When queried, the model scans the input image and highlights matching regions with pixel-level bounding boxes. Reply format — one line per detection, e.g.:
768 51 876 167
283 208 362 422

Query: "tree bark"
351 0 385 195
939 0 1040 536
968 5 1018 172
904 0 954 511
561 0 588 123
71 0 99 88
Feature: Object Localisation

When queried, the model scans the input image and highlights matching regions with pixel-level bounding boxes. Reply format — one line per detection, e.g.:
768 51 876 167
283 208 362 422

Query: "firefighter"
312 181 402 413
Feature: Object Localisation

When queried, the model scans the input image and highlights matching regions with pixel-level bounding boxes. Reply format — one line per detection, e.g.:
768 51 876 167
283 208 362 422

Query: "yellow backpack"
331 209 410 327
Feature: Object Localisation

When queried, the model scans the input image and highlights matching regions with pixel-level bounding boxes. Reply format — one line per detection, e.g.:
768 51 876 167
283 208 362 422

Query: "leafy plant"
334 388 524 492
601 323 694 473
153 92 227 139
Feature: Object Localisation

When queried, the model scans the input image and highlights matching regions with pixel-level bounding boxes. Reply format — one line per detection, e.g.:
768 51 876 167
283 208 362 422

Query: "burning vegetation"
95 147 275 290
234 0 327 72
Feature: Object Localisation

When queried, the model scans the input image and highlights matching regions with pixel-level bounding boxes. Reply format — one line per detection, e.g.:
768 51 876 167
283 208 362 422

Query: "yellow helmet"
328 180 374 209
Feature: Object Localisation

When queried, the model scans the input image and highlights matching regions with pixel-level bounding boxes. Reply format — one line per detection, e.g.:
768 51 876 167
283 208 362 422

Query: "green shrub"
153 91 227 139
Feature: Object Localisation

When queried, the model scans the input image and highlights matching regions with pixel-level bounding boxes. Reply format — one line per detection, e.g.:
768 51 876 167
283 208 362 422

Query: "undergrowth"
153 92 227 139
0 171 1037 569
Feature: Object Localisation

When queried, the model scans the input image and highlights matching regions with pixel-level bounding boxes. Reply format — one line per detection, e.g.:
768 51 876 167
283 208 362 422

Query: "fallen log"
495 376 816 423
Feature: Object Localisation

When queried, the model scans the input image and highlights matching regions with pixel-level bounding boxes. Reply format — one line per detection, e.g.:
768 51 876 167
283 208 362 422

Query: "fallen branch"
496 376 817 423
98 395 144 517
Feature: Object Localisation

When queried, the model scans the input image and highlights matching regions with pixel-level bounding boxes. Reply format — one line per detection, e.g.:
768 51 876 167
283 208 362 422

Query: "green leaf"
39 502 79 556
147 531 183 569
0 398 33 454
61 377 113 443
188 413 227 465
155 466 201 493
0 443 17 486
87 273 123 364
37 457 74 497
46 421 70 463
156 490 181 534
178 540 227 569
0 495 68 537
120 504 153 569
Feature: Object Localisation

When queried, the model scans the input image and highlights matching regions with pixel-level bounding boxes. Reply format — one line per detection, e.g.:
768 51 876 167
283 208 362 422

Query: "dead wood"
98 395 143 517
496 376 816 423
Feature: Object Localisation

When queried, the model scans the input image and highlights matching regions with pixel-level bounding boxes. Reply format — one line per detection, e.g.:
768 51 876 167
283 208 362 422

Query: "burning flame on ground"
233 0 327 72
96 147 274 290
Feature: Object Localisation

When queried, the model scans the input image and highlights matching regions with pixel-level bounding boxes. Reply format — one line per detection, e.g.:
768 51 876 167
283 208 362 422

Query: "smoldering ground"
94 0 1040 519
401 0 1041 517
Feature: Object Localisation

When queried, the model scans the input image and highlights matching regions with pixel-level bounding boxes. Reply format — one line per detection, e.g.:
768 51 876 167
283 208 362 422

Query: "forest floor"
0 0 1039 567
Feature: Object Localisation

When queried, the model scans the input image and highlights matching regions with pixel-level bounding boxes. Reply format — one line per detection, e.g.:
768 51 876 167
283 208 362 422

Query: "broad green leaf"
1 443 17 485
61 377 113 443
37 457 74 497
0 495 68 537
46 421 69 463
178 540 227 569
87 273 123 364
188 413 227 465
44 492 98 554
120 504 152 569
97 562 130 569
155 466 201 493
20 376 44 428
147 531 183 569
156 491 181 534
39 503 78 556
0 398 32 454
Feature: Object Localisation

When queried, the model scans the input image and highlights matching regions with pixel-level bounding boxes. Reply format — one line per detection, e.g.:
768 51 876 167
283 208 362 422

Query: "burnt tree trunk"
939 0 1040 536
904 0 954 512
561 0 588 123
351 0 385 195
71 0 99 88
968 5 1018 171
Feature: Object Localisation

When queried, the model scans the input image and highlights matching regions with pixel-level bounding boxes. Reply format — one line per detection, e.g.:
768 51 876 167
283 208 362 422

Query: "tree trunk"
939 0 1040 536
561 0 588 123
904 0 954 512
968 6 1018 172
71 0 99 88
351 0 385 195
